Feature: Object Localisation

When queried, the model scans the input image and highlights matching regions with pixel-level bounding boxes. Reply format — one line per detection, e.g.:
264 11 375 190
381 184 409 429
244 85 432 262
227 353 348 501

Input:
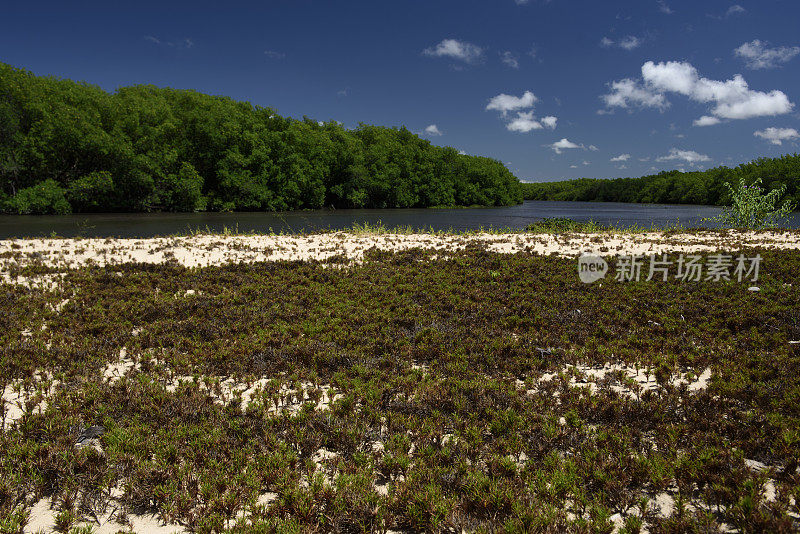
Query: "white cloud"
601 36 642 50
754 127 800 145
658 0 673 14
424 124 443 136
726 4 746 16
656 148 711 163
602 60 794 123
734 40 800 69
570 165 578 168
549 138 584 154
610 153 631 162
144 36 194 49
693 115 721 126
541 116 558 129
619 36 642 50
500 51 519 69
264 50 285 59
423 39 484 64
601 78 669 110
486 91 557 134
643 60 794 119
588 145 599 151
506 112 543 132
505 112 557 133
583 160 591 166
486 91 537 115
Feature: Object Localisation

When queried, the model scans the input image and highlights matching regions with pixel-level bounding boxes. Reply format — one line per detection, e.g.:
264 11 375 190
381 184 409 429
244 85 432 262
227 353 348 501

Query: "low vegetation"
2 245 800 532
705 176 796 229
0 63 522 215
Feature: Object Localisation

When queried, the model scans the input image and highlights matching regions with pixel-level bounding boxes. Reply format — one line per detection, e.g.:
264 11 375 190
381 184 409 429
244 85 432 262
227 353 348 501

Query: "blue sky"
2 0 799 182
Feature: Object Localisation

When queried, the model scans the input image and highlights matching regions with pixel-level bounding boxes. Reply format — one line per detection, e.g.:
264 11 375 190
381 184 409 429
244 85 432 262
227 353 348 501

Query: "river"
0 201 798 239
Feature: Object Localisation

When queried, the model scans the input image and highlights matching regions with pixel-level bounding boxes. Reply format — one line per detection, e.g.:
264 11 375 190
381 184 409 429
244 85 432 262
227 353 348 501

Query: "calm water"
0 201 798 239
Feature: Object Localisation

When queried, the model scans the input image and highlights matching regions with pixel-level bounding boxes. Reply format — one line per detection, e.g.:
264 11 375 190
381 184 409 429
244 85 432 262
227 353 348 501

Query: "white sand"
0 230 797 275
24 496 187 534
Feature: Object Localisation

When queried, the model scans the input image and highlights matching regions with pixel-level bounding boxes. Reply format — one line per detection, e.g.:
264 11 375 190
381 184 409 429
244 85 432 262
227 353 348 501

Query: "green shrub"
525 217 610 233
160 162 206 212
6 179 71 214
708 176 795 229
67 171 115 211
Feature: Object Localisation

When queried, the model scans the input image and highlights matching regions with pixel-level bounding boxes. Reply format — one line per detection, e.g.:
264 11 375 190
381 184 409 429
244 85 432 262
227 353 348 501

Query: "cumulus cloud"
549 138 584 154
505 112 542 132
601 78 669 110
610 154 631 162
500 51 520 69
754 127 799 145
486 91 557 133
423 39 484 64
734 40 800 69
693 115 721 126
601 60 794 123
656 148 711 163
541 116 558 129
600 36 642 50
486 91 537 115
504 113 557 133
424 124 443 136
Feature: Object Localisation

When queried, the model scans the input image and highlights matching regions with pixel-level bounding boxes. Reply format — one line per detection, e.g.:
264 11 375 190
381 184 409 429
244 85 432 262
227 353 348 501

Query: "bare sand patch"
23 496 187 534
0 230 797 275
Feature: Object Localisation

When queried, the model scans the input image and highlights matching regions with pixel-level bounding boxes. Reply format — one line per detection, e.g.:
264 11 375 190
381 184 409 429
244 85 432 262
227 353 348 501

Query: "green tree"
6 179 71 214
67 171 115 211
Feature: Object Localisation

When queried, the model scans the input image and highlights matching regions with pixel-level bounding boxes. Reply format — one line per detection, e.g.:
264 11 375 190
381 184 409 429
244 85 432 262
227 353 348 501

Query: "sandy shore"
0 230 798 273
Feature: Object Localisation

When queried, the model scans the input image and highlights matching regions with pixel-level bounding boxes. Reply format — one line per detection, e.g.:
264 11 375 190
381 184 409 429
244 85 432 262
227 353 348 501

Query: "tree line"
0 63 523 214
522 154 800 209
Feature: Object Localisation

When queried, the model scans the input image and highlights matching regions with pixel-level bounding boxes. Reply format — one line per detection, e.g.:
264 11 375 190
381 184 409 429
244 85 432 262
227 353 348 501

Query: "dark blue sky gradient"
2 0 799 182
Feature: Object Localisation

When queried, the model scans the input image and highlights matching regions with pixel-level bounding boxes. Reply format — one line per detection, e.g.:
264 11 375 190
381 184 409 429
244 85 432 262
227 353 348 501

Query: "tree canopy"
522 154 800 210
0 63 523 214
